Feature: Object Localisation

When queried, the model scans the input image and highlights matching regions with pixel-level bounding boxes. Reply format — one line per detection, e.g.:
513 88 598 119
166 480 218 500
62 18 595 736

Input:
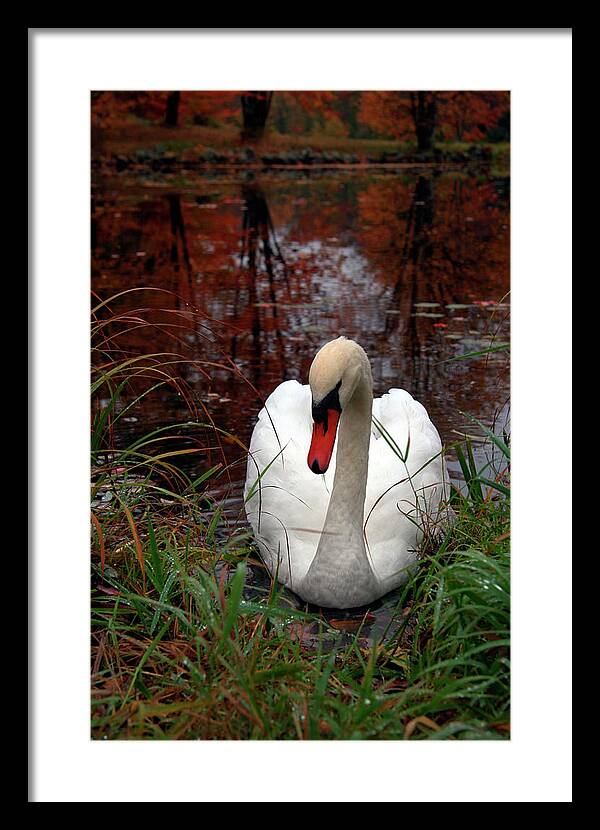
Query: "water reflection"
167 194 192 280
92 168 509 492
384 175 436 385
233 183 289 384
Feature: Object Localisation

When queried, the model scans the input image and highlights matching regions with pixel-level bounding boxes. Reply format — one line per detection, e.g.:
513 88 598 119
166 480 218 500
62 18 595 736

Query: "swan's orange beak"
307 409 340 475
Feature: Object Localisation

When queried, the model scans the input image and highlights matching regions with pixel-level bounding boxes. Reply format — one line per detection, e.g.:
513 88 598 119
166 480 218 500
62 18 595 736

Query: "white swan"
244 337 451 608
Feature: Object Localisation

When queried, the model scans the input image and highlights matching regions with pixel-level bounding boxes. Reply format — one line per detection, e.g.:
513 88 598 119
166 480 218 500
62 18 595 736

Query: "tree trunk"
410 92 437 152
164 92 180 127
240 92 273 141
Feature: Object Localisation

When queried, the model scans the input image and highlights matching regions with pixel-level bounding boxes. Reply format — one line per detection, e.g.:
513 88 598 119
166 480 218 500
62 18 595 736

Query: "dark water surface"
92 165 509 516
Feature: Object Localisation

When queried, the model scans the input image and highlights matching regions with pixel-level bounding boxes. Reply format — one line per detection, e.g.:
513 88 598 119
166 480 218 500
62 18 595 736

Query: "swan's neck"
327 381 372 533
301 370 380 607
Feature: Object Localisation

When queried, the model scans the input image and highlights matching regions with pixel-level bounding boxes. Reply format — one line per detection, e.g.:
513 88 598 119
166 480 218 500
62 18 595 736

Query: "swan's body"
244 338 450 608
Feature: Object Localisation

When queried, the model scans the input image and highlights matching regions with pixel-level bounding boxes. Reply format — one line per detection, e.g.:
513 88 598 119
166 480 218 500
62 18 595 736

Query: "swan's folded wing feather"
370 389 441 485
366 389 451 583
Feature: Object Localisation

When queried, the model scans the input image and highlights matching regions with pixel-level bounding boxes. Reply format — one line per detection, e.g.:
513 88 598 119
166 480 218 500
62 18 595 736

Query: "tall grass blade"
222 563 246 642
461 411 511 460
147 518 164 592
441 343 509 363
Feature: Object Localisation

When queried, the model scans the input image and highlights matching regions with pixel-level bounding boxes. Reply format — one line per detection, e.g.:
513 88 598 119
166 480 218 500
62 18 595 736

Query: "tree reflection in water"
92 169 509 485
231 183 290 387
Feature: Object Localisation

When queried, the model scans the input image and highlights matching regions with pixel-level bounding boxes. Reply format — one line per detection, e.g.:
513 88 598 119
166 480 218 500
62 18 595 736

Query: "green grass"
91 290 510 740
93 117 509 172
94 118 412 160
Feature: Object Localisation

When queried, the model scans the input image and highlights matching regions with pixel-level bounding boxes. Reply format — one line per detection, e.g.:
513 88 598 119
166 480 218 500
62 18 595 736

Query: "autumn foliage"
92 90 509 148
358 91 509 148
91 91 241 130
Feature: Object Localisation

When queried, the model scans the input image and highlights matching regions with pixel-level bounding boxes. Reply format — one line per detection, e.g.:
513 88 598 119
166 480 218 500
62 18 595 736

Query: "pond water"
93 164 509 483
93 165 509 627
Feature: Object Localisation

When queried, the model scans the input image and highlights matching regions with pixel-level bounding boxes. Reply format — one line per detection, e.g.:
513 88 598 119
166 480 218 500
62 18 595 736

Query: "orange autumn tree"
184 92 240 127
92 91 336 140
91 91 240 131
241 91 339 140
359 92 438 151
359 91 509 149
91 92 158 130
270 91 367 138
438 91 510 141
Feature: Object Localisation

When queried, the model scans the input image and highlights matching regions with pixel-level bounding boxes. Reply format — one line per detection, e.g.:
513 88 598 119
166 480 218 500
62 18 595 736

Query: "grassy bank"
91 292 510 740
95 120 407 159
92 119 509 175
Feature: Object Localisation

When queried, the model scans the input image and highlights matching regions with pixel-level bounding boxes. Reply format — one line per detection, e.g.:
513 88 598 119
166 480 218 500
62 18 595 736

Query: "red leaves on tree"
358 91 508 146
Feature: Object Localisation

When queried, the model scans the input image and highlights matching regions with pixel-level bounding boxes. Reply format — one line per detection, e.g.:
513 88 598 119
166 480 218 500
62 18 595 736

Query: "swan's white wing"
244 380 336 591
366 389 450 585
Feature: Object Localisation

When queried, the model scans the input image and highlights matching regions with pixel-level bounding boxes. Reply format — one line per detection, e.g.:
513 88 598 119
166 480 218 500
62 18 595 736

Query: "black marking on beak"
312 379 342 426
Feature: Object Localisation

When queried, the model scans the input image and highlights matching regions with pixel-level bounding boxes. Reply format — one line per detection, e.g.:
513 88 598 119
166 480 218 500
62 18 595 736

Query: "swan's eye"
311 380 342 426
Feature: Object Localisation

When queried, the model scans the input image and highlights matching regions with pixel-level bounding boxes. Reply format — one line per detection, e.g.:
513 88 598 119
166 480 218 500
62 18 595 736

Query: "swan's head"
307 337 371 474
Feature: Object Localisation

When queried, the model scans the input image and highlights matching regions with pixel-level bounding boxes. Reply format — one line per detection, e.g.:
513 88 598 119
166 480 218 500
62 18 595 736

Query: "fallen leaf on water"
96 583 120 596
288 622 306 641
329 619 362 632
404 715 440 739
491 722 511 733
289 622 320 645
